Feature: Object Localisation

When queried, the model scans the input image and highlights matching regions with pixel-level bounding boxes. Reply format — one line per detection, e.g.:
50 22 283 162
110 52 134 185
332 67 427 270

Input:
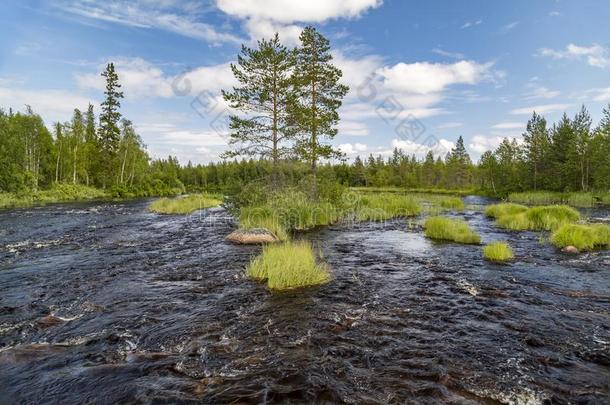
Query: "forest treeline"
1 27 609 199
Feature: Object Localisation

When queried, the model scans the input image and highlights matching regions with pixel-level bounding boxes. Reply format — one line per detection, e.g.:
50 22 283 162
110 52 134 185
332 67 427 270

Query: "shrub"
483 242 514 262
424 216 481 244
246 241 331 290
508 191 596 208
551 223 610 251
148 193 222 214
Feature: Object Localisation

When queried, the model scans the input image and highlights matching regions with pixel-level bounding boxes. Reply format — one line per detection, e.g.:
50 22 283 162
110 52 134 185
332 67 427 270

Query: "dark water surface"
0 197 609 404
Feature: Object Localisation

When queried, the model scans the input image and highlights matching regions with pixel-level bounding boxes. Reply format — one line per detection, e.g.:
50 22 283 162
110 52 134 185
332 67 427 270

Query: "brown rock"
226 228 280 244
561 245 580 254
37 315 63 327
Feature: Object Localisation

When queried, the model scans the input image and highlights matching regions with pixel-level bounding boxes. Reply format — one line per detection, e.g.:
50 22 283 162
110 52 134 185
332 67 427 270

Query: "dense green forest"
1 27 609 203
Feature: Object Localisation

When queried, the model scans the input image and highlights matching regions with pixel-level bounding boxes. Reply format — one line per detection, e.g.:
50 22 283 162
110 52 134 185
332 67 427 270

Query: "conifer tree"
98 63 123 187
292 26 349 181
222 33 296 180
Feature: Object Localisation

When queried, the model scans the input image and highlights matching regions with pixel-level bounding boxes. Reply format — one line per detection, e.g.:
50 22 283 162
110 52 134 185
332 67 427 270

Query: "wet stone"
226 228 280 244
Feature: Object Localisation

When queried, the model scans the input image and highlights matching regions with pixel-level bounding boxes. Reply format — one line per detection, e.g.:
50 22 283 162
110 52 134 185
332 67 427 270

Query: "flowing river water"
0 197 609 404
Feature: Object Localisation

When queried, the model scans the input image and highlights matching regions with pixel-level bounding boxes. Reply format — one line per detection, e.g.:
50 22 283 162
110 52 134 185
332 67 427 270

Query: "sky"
1 0 610 164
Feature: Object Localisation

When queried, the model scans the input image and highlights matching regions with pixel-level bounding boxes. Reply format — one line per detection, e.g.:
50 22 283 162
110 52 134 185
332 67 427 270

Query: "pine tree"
446 136 472 187
292 26 349 182
522 112 549 190
98 63 124 187
222 33 296 183
572 105 592 191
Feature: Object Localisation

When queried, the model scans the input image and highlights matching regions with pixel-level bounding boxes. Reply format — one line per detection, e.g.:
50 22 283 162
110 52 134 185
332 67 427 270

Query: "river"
0 197 609 403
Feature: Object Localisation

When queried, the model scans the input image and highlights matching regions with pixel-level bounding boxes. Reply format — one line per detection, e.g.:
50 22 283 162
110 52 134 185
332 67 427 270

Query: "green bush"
247 241 331 290
483 242 514 262
424 216 481 244
551 223 610 251
148 193 222 214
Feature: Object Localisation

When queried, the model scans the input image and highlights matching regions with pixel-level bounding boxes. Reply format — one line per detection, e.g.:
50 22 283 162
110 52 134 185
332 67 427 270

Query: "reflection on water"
0 199 609 403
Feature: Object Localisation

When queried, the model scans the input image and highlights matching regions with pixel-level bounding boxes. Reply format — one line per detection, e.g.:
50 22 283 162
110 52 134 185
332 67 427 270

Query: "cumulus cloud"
391 138 455 158
377 60 493 95
337 120 370 137
538 43 610 68
75 58 236 99
338 142 368 155
586 87 610 102
468 135 507 154
216 0 382 23
511 103 572 115
0 86 95 123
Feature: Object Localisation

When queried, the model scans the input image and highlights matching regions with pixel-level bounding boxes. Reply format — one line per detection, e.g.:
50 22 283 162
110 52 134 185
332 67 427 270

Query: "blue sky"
1 0 610 164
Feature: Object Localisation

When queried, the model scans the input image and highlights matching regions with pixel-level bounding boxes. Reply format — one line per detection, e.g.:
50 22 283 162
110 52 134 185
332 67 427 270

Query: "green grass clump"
148 193 222 214
439 197 465 211
551 223 610 251
483 242 514 262
489 204 580 231
424 216 481 244
246 241 331 290
238 206 289 241
485 203 528 219
353 193 421 221
525 205 580 230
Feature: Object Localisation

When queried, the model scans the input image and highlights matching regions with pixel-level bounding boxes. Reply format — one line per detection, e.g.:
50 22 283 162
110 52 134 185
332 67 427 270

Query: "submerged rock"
561 245 580 254
37 315 63 327
226 228 280 244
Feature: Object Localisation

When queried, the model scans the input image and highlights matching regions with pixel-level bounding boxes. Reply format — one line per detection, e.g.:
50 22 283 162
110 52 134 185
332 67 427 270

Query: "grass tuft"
353 193 421 221
483 242 514 262
148 193 222 214
551 223 610 251
424 216 481 244
246 241 331 290
487 203 580 231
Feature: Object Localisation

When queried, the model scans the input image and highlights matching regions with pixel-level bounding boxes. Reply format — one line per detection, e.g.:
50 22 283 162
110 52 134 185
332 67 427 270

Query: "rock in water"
561 245 580 254
226 228 280 244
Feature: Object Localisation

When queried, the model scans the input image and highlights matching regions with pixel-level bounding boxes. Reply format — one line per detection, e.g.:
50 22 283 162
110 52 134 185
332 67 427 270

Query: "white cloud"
538 43 610 68
461 19 482 29
0 87 95 123
75 58 236 99
549 11 561 17
243 18 303 46
468 135 506 154
337 120 370 137
56 0 241 44
377 60 493 95
332 51 383 92
587 87 610 102
216 0 382 23
524 85 560 100
391 138 454 157
338 142 368 155
492 122 524 130
511 103 572 115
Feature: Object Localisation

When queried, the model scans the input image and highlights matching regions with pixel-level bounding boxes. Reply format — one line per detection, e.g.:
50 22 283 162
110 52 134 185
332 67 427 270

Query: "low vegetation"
486 203 580 231
148 193 222 214
508 191 610 208
246 241 331 290
551 223 610 251
352 193 421 221
0 184 109 209
424 216 481 244
483 242 514 262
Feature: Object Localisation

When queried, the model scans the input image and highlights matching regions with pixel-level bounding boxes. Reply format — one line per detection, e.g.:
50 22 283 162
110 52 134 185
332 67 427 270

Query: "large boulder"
226 228 280 244
561 245 580 254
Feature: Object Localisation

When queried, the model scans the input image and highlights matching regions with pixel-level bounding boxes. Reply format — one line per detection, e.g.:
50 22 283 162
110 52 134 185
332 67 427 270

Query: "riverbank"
0 184 111 209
